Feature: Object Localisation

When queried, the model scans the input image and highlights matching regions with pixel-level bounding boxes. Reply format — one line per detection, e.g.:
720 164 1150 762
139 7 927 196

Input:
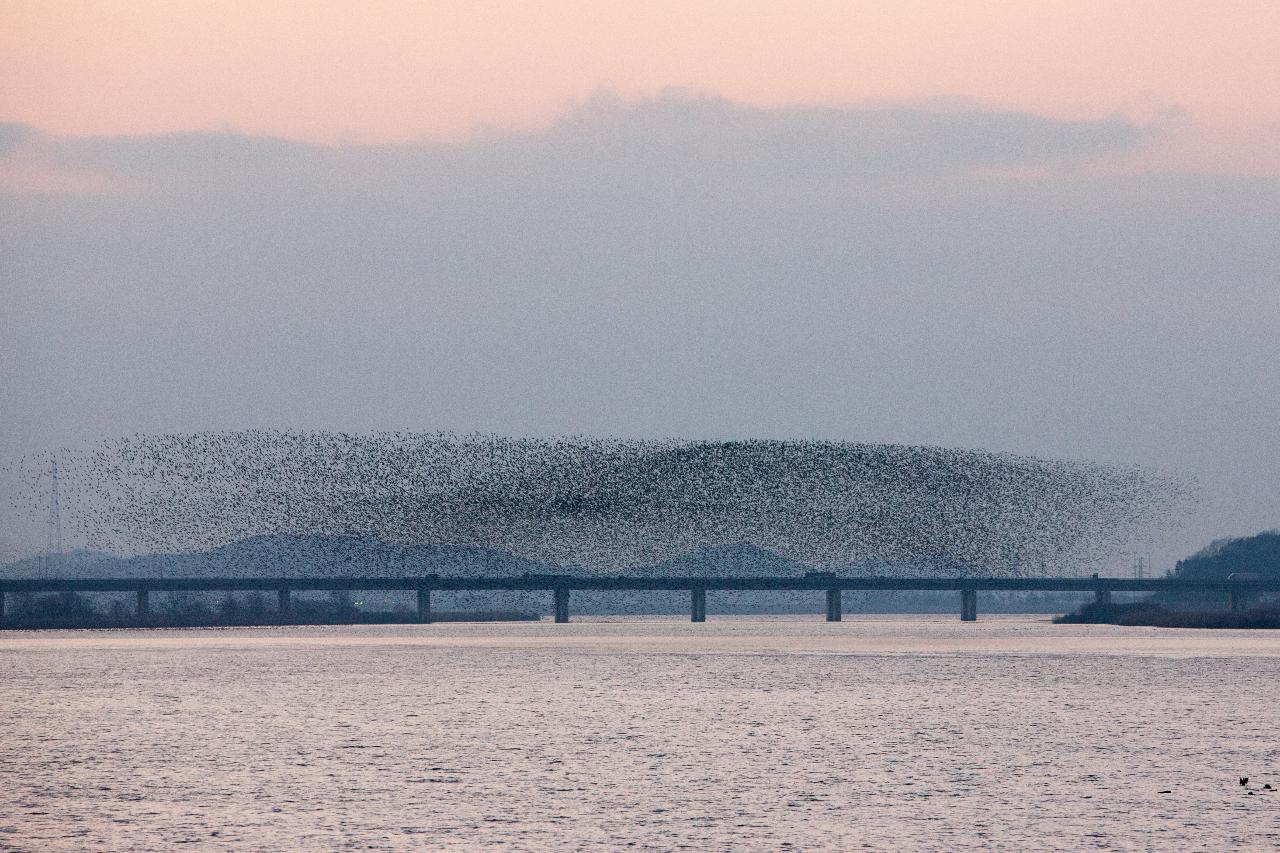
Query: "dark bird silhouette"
1240 777 1249 786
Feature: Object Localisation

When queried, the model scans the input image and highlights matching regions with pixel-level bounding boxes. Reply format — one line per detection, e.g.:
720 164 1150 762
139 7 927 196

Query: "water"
4 616 1280 851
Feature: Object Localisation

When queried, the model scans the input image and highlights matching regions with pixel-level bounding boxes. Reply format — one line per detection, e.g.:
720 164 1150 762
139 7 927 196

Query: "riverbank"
0 591 540 629
1 611 541 630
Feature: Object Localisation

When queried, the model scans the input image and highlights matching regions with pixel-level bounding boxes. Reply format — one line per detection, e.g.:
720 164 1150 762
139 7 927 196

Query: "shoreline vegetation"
1054 601 1280 629
1055 530 1280 628
7 591 1280 630
0 591 539 630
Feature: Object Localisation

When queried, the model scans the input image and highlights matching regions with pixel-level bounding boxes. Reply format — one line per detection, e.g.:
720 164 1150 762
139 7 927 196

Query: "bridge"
2 575 1275 626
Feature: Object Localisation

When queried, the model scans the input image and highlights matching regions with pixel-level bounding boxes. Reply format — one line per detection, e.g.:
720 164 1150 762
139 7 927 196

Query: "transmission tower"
1132 555 1148 580
43 455 63 578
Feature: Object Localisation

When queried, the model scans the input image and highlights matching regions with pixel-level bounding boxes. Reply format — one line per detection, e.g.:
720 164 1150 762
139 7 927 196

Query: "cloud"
545 91 1155 175
8 92 1157 190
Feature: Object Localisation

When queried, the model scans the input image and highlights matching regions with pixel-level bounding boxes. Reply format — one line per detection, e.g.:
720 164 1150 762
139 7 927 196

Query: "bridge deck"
0 575 1274 593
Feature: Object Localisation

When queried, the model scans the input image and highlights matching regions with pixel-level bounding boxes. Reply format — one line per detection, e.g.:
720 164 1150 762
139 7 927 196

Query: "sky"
1 2 1278 564
4 1 1280 170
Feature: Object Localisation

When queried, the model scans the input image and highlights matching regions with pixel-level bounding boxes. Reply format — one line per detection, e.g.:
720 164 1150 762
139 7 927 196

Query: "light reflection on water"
3 616 1280 851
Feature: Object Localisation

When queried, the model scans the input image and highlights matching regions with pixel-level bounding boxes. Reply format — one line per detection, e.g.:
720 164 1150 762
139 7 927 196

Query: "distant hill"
2 536 820 580
0 537 1089 613
1146 530 1280 609
0 549 121 577
1172 531 1280 581
0 536 1004 581
0 535 559 579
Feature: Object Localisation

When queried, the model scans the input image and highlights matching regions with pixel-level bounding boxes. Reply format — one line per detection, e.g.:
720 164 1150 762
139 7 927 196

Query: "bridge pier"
1094 588 1112 608
0 590 5 627
417 588 432 623
825 589 842 622
136 589 150 617
277 587 291 613
690 588 706 622
960 588 977 622
554 588 570 623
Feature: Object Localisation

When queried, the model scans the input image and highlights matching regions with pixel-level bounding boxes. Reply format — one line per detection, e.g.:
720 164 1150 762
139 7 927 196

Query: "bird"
1240 777 1249 786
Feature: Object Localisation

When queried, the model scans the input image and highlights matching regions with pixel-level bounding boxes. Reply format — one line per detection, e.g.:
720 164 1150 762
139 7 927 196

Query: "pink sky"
3 1 1279 172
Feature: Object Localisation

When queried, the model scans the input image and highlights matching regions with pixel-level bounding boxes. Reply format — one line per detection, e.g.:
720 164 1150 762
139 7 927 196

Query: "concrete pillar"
277 587 291 613
417 588 432 623
825 589 842 622
136 589 150 617
1231 587 1246 612
0 589 6 628
1094 588 1112 607
691 588 706 622
960 588 977 622
554 588 570 624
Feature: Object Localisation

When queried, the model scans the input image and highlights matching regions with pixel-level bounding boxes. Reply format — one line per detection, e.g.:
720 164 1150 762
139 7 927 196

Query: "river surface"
3 616 1280 851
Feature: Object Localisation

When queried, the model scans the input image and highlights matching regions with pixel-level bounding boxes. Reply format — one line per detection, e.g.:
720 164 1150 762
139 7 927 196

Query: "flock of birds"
13 431 1194 575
